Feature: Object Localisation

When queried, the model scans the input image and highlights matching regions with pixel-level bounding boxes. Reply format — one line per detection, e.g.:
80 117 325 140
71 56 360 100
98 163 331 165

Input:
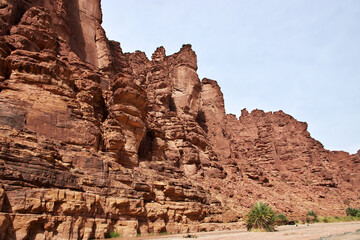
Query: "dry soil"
130 221 360 240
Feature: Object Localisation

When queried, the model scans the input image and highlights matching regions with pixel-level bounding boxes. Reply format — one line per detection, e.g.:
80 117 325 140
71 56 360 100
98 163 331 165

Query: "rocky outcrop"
199 78 231 159
220 110 360 218
0 0 359 239
0 1 236 239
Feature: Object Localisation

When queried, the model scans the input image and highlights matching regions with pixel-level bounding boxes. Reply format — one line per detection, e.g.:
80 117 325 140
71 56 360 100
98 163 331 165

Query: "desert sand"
135 221 360 240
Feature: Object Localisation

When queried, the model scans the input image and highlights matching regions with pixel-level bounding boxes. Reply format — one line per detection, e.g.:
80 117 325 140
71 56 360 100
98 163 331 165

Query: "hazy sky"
101 0 360 154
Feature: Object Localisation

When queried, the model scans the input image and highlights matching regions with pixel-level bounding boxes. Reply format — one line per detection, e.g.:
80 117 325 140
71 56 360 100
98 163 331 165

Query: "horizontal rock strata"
0 0 359 239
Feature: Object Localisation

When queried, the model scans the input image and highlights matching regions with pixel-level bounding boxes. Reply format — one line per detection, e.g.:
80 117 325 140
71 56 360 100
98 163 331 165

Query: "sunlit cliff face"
0 0 103 66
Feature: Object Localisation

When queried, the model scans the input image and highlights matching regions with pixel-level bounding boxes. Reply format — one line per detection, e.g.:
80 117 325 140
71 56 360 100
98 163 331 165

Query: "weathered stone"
0 0 359 239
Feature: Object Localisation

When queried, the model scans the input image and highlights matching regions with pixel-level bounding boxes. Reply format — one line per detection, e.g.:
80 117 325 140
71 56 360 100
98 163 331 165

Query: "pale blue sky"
101 0 360 154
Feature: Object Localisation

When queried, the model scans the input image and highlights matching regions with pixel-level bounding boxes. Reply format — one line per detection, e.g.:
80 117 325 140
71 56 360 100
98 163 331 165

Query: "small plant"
317 215 360 223
274 213 289 226
246 202 275 232
346 207 360 217
306 210 318 223
105 232 121 238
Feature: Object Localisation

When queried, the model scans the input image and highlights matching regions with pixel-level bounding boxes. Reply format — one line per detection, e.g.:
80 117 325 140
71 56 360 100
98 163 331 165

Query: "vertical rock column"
169 44 201 119
103 77 148 168
199 78 231 159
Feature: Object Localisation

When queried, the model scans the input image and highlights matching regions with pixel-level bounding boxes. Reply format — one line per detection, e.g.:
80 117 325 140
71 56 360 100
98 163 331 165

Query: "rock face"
222 110 360 219
0 0 359 239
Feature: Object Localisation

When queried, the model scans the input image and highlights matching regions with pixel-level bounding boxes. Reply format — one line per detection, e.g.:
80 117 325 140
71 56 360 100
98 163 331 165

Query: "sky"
101 0 360 154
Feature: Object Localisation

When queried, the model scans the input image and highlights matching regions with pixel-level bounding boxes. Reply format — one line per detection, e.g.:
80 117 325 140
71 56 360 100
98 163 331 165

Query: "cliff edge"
0 0 359 239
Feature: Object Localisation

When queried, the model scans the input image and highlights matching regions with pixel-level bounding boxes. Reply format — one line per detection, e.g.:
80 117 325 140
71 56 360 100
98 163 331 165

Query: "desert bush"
318 215 360 223
246 202 275 232
274 213 289 226
105 232 121 238
346 207 360 217
306 210 318 223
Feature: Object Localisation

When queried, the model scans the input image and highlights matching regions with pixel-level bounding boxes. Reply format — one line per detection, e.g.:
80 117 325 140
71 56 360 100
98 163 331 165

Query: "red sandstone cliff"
0 0 359 239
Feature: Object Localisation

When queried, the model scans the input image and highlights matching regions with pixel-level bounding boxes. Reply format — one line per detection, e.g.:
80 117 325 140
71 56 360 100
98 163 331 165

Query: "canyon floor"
127 221 360 240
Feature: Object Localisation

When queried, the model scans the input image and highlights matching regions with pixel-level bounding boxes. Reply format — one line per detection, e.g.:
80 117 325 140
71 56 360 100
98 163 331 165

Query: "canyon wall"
0 0 359 239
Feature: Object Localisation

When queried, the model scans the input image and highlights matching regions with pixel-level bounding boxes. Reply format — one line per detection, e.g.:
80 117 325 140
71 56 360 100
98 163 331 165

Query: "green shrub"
346 207 360 217
274 213 289 226
246 202 275 232
306 210 318 223
317 215 360 223
105 232 121 238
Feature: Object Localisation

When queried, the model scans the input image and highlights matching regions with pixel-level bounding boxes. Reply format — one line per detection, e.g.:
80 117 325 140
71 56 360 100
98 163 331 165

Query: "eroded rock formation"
0 0 359 239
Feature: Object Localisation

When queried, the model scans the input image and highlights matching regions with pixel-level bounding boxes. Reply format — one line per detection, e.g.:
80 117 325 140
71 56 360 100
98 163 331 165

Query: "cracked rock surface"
0 0 359 239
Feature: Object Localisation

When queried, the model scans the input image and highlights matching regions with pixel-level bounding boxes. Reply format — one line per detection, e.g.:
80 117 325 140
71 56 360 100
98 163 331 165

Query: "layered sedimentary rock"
222 110 360 218
0 1 237 239
0 0 359 239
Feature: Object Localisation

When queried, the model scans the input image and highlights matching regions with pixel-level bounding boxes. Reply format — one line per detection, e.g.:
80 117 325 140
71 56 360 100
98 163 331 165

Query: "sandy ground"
125 221 360 240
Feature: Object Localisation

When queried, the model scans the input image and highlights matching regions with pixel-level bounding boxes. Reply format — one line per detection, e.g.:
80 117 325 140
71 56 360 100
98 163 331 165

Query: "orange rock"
0 1 359 239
